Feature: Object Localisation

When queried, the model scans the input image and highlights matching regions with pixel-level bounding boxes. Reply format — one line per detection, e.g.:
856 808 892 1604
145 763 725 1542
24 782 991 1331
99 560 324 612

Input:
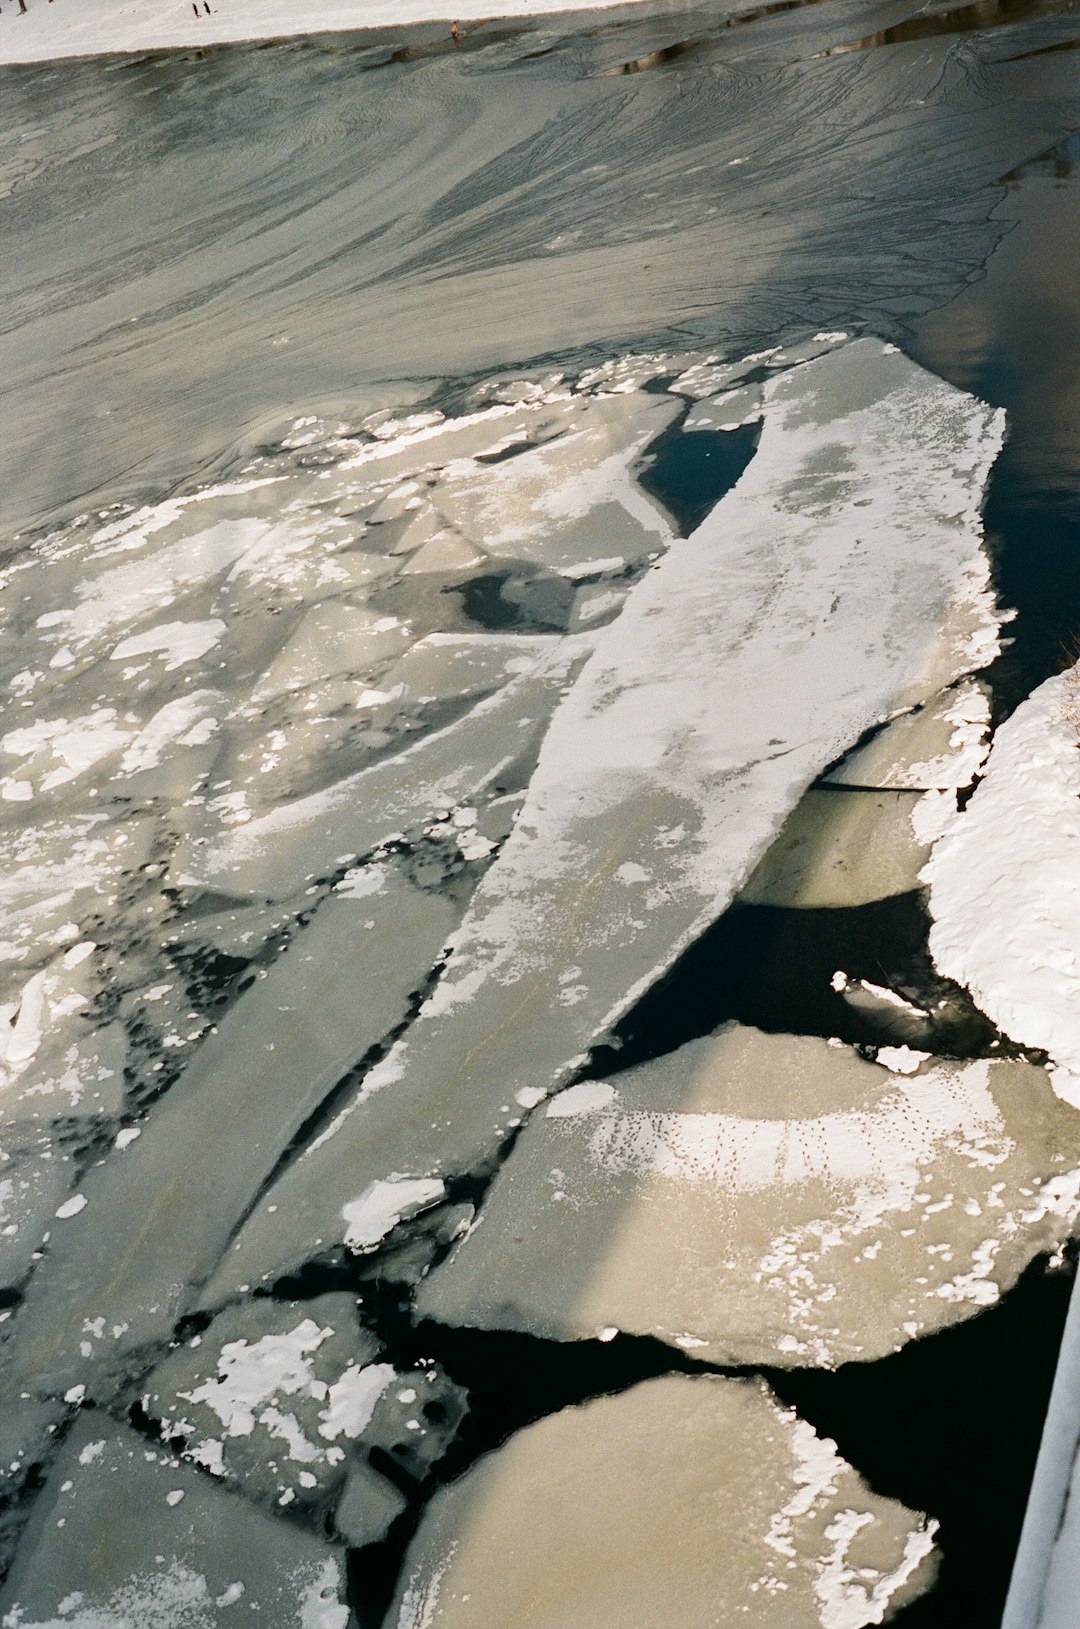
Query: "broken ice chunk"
0 944 125 1127
416 1026 1080 1366
143 1293 390 1509
360 1364 467 1484
385 1375 936 1628
174 633 591 900
0 1138 76 1287
334 1458 408 1549
342 1178 447 1253
2 876 456 1391
826 679 991 791
429 388 675 574
738 786 932 907
0 1414 349 1628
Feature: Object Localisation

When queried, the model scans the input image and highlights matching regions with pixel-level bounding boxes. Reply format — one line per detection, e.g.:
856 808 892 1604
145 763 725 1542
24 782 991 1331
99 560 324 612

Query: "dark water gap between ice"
583 889 1017 1075
636 416 761 537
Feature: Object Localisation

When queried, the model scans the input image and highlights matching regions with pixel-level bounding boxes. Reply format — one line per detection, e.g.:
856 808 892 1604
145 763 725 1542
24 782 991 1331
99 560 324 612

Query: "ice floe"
210 337 1006 1296
417 1025 1080 1365
923 665 1080 1107
826 679 993 792
388 1374 937 1628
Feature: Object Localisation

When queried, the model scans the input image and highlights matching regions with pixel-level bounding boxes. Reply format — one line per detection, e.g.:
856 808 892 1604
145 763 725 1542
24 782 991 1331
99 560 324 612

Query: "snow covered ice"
205 336 1007 1298
0 334 1016 1620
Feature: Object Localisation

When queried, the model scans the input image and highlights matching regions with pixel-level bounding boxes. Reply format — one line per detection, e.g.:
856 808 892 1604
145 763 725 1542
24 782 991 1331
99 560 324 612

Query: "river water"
1 2 1078 1624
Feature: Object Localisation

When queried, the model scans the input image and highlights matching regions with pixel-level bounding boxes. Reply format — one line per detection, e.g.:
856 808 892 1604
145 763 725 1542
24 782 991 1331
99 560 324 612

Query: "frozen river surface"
0 1 1079 1626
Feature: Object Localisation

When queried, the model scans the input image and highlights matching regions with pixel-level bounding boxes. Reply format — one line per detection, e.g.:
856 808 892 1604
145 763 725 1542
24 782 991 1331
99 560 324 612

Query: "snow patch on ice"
317 1362 395 1442
582 1065 1005 1217
110 621 226 672
814 1509 938 1629
341 1178 446 1252
546 1081 618 1118
180 1319 334 1442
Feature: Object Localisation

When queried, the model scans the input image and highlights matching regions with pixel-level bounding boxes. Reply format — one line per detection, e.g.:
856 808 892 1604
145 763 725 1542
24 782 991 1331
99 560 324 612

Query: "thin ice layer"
0 1414 349 1629
388 1374 937 1629
923 666 1080 1107
417 1026 1080 1366
212 337 1005 1296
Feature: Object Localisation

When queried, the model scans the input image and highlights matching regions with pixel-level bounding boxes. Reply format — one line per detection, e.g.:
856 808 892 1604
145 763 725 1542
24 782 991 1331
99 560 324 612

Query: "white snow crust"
341 1178 447 1252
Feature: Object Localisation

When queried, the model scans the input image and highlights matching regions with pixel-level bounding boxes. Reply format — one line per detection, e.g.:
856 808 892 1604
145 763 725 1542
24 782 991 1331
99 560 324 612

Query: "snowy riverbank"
923 667 1080 1108
2 0 640 64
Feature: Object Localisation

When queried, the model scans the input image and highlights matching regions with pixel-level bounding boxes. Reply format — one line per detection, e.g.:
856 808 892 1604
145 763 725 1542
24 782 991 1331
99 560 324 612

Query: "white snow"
906 682 992 790
181 1319 335 1441
298 1561 350 1629
317 1362 396 1442
341 1177 446 1252
0 1 664 65
118 693 220 776
109 622 226 673
875 1046 931 1075
922 666 1080 1106
815 1509 939 1629
545 1081 617 1118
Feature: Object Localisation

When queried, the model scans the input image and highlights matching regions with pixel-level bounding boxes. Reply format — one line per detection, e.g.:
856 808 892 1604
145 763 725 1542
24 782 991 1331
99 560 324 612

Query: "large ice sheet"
922 665 1080 1107
0 1414 349 1629
417 1026 1080 1365
387 1374 937 1629
211 338 1005 1296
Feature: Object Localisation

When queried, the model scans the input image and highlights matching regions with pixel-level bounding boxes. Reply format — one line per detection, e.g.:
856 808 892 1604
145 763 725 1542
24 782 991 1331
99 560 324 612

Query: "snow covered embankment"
2 0 646 67
923 666 1080 1108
